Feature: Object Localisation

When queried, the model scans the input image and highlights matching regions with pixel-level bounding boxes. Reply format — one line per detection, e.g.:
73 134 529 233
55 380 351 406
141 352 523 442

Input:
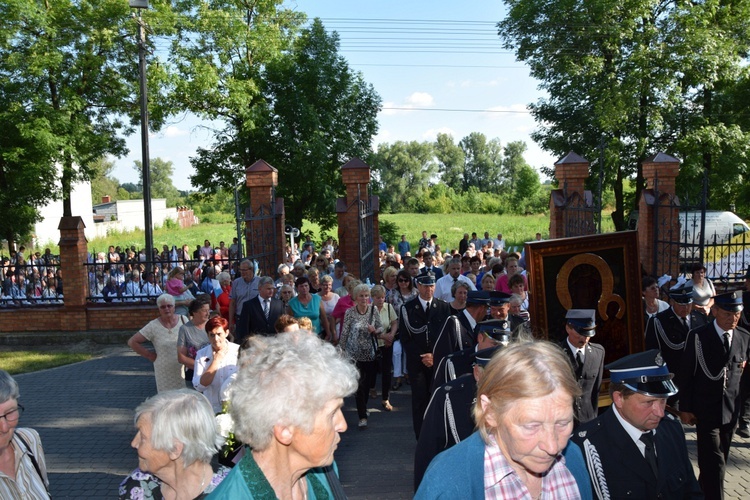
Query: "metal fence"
84 255 244 304
0 256 63 307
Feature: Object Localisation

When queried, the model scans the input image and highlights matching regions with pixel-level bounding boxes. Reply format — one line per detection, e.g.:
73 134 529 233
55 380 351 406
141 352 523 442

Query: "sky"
110 0 554 192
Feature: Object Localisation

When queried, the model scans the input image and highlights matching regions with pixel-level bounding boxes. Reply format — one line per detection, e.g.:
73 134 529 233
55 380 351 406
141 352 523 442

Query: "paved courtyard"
11 347 750 499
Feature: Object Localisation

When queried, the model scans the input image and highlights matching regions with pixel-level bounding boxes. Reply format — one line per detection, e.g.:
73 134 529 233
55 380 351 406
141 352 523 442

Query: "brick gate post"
58 216 89 331
246 160 285 278
549 151 592 239
638 152 681 279
336 158 379 282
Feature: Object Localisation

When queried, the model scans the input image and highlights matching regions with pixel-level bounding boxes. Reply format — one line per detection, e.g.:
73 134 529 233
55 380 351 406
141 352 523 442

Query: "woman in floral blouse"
339 283 383 430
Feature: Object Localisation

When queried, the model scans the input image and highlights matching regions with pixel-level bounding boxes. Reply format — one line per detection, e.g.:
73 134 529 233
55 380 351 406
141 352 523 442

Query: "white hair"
134 390 222 467
229 332 358 450
0 370 19 404
156 294 175 307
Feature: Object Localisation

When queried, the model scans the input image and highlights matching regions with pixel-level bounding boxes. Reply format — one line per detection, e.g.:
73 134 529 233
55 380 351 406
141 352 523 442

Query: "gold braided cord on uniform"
652 318 687 351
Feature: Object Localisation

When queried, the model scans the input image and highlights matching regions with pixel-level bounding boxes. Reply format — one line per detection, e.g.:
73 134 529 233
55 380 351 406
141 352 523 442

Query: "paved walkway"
12 348 750 499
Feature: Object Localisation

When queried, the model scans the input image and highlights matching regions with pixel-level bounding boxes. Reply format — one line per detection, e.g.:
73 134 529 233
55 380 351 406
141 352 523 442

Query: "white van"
679 210 750 246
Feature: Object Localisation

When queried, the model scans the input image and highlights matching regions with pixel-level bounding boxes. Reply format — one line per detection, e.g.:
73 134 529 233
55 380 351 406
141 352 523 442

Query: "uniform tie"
640 431 658 477
263 298 270 319
575 350 584 376
723 332 731 354
682 317 689 330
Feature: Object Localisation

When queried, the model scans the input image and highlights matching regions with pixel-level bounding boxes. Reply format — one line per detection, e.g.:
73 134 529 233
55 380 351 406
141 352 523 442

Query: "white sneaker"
358 418 368 429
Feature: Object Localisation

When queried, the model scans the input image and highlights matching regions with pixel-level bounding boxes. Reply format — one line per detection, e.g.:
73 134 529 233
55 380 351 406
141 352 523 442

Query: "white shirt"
714 320 732 346
193 342 240 413
434 274 476 302
612 404 657 459
566 338 585 362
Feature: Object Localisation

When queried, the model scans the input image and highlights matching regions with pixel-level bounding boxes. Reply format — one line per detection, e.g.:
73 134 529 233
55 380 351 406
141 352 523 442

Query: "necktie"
453 277 458 284
425 301 431 319
640 431 658 477
723 332 731 354
576 350 584 370
682 317 689 330
263 299 270 320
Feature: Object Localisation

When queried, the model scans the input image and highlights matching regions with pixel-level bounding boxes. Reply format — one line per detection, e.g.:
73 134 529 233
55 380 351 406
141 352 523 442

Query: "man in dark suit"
572 350 701 499
431 291 489 372
418 251 443 279
559 309 605 424
414 345 502 491
399 273 451 439
679 290 750 500
431 319 510 392
645 283 708 407
235 276 284 344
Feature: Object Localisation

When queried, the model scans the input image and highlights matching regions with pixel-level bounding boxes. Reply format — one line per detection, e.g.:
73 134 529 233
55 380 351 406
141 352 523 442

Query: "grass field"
0 351 92 375
56 211 617 256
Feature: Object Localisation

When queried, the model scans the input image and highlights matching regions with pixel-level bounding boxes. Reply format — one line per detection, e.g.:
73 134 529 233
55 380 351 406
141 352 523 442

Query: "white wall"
33 179 96 248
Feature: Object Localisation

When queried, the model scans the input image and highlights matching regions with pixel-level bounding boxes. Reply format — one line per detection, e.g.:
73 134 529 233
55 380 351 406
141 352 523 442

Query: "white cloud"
163 126 189 138
404 91 434 107
421 127 457 141
373 129 392 147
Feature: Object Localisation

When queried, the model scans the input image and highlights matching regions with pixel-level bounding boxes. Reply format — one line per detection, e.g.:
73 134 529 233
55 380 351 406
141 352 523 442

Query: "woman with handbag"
339 284 383 429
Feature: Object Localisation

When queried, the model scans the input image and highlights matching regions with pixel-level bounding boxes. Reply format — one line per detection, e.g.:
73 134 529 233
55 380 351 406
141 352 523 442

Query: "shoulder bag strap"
15 431 49 495
323 466 347 500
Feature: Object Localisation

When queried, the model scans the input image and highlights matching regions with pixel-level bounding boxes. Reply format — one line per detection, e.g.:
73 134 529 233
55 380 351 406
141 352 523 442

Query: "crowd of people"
5 227 750 499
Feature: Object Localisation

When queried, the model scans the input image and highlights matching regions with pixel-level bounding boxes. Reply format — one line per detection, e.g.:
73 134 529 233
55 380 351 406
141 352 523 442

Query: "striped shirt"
0 428 50 499
484 435 580 500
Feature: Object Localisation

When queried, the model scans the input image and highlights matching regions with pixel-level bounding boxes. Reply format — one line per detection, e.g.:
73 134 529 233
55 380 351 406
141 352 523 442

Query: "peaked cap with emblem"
488 291 512 306
668 283 693 304
416 273 436 286
565 309 596 337
713 290 743 312
606 349 678 397
476 319 511 343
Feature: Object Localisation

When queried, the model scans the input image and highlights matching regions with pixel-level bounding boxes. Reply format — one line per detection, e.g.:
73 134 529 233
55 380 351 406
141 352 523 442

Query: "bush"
378 219 400 246
198 212 235 224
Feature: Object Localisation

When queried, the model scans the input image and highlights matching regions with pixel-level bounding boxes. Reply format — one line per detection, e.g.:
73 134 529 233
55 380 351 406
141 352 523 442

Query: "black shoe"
736 426 750 439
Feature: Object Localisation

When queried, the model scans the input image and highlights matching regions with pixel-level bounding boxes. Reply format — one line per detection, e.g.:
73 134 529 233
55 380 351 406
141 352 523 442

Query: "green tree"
502 141 530 193
371 141 437 213
459 133 503 193
134 158 181 207
434 133 465 192
498 0 750 229
0 0 176 220
89 157 121 204
190 19 380 230
513 164 546 214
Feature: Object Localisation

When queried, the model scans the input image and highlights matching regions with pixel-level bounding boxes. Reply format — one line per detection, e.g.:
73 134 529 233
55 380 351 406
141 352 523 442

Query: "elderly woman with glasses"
120 390 229 499
128 294 189 393
0 370 49 499
207 331 358 498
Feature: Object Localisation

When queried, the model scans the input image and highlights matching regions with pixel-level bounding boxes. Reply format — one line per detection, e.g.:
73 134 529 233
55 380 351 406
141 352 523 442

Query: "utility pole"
131 1 153 271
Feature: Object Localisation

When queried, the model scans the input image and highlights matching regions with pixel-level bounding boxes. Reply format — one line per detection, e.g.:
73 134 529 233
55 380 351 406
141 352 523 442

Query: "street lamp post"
131 0 153 271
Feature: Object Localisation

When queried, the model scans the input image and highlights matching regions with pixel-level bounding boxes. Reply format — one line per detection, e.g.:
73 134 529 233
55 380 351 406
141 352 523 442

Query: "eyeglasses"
0 405 23 423
398 278 411 283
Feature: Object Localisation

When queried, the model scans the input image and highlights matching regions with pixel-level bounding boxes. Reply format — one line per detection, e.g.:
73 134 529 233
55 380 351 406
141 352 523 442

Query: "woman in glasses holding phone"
388 269 418 390
0 369 49 499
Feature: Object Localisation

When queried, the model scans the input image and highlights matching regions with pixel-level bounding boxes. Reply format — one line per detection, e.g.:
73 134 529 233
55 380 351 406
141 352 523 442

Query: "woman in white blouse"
193 316 239 413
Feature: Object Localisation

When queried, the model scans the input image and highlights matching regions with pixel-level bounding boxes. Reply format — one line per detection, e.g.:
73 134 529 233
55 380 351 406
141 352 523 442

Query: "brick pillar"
336 158 379 282
58 216 89 331
638 152 681 279
246 159 285 277
549 151 592 239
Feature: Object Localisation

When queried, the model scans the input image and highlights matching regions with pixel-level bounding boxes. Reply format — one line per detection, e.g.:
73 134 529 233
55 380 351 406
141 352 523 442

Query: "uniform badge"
578 430 587 438
444 385 452 392
655 352 664 366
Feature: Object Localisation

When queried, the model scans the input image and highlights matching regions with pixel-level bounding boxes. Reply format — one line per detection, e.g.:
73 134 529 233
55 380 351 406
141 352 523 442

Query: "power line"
382 107 530 114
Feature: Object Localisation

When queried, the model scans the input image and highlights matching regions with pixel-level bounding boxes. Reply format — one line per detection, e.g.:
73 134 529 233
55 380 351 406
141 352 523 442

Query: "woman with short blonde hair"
417 341 591 499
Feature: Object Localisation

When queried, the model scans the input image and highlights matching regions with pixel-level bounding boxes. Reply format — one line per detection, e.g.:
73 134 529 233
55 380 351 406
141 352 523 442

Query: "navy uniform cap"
606 349 678 397
466 290 490 306
489 291 512 306
477 319 511 342
472 345 504 366
713 291 743 312
416 273 436 286
668 284 693 304
566 309 596 337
